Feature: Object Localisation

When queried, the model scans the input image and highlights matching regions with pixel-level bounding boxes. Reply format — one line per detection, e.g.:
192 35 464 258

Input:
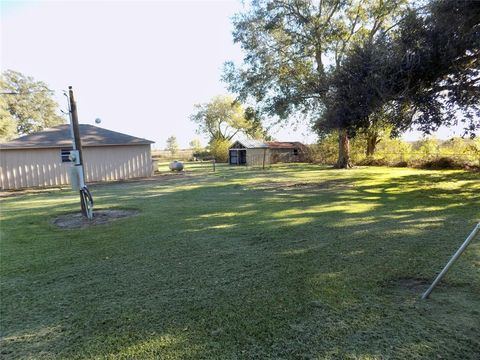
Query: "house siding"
0 145 152 190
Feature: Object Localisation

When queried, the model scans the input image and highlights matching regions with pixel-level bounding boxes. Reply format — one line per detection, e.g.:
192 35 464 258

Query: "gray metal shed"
228 140 306 166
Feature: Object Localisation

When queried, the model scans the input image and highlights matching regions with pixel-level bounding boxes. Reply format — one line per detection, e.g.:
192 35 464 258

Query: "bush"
357 158 389 166
309 134 479 169
192 150 213 161
421 157 464 170
209 138 230 163
306 134 338 164
393 160 409 167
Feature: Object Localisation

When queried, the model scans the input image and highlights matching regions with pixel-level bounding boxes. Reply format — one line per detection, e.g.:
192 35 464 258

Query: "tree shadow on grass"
1 167 479 359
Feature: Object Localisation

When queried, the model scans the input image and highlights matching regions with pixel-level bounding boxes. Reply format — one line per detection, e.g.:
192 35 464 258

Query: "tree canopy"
0 94 17 141
189 138 204 153
224 0 408 118
165 135 179 156
1 70 64 138
223 0 410 167
190 95 269 142
318 0 480 139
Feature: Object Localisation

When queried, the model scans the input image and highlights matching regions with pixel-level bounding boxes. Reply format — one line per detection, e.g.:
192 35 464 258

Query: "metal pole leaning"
422 222 480 299
67 86 94 220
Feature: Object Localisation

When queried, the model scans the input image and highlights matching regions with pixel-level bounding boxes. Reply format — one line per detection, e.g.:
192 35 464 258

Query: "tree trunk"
335 129 353 168
366 133 378 157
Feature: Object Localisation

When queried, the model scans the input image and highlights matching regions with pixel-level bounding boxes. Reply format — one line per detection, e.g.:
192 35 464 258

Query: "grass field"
1 164 479 359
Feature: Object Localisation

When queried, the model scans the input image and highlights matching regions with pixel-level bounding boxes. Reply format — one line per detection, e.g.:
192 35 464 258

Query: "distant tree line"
308 135 480 169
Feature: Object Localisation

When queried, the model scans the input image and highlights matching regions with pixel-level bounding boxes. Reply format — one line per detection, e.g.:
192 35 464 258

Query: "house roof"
0 124 154 150
230 139 305 150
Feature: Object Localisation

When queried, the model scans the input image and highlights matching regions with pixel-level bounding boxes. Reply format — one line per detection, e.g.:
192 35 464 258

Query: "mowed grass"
0 164 479 359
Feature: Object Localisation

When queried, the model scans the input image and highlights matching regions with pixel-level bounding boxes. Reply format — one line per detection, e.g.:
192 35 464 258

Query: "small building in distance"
228 139 306 166
0 124 154 190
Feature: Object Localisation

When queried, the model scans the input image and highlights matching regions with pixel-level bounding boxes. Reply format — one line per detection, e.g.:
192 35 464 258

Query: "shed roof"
267 141 306 150
230 139 305 150
0 124 154 150
230 139 268 149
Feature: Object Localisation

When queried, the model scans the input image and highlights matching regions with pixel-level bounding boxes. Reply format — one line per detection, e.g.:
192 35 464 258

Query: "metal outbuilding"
228 140 306 166
0 124 154 190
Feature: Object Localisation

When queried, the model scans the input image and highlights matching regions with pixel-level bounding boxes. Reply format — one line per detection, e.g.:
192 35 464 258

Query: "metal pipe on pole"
422 222 480 299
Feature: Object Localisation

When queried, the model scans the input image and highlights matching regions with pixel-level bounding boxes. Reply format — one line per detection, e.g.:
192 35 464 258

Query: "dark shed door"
239 150 247 164
229 150 238 165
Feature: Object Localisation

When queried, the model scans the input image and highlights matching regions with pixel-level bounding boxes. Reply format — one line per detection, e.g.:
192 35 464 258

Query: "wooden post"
68 86 84 165
68 86 86 211
68 86 93 219
262 148 266 170
212 158 216 172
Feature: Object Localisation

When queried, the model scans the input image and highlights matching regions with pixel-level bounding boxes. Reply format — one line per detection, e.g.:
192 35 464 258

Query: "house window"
293 148 298 155
61 148 73 162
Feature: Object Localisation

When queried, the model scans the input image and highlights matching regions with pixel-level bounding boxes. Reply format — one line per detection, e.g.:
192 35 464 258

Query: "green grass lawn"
1 164 479 359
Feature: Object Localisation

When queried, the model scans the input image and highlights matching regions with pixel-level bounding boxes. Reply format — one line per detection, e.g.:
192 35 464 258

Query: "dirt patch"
396 277 433 293
52 209 139 229
250 179 354 192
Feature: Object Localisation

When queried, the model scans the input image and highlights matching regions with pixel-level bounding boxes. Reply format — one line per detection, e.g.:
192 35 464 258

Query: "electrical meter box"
69 166 80 191
69 150 79 164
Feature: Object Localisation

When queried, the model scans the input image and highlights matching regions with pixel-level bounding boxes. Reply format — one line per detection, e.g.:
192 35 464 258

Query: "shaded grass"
0 165 479 359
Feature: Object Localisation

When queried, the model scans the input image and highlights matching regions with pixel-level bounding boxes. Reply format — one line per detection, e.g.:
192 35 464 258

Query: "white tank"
169 160 184 171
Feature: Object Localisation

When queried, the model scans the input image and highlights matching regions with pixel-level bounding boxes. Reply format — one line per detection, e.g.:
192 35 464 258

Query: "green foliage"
190 95 262 143
0 95 17 141
243 106 271 140
312 134 479 167
305 133 339 164
189 138 203 153
416 138 440 160
319 0 480 138
1 70 64 135
225 0 408 120
165 135 179 156
209 138 230 162
225 0 409 167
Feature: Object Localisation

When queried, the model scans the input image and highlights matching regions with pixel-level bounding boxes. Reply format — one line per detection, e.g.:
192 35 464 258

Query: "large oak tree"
319 0 480 143
224 0 409 167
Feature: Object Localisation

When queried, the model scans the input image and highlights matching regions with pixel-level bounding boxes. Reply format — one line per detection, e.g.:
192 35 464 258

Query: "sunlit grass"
1 164 479 359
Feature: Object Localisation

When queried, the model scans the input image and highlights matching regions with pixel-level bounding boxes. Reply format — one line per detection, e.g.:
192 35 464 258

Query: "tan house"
228 139 306 166
0 124 154 190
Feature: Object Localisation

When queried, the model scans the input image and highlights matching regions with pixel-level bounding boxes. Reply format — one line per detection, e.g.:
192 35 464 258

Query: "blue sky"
1 0 471 148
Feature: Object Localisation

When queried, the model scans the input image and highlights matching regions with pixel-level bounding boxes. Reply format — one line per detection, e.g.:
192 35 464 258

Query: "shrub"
192 150 213 161
357 158 389 166
209 138 230 163
393 160 409 167
310 134 479 169
421 157 464 170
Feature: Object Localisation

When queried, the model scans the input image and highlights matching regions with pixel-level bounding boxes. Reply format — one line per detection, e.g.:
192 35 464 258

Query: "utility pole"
66 86 93 219
69 87 84 165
